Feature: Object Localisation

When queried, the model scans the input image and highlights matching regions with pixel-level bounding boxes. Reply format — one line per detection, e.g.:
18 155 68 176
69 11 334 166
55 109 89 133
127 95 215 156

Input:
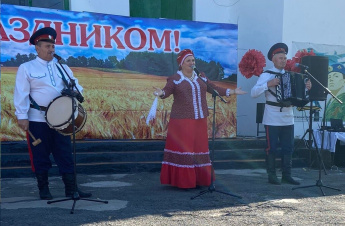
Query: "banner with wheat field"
1 4 238 141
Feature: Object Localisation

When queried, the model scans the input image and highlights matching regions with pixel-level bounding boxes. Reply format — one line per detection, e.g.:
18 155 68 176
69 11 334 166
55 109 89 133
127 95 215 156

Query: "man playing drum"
13 27 92 200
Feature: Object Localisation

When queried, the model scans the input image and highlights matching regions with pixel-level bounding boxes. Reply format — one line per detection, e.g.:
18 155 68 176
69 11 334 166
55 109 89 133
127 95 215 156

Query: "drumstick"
28 130 42 146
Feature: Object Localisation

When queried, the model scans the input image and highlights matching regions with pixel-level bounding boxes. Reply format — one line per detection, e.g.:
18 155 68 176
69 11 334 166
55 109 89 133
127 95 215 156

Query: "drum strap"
55 64 70 88
29 104 47 111
29 95 47 111
28 65 69 112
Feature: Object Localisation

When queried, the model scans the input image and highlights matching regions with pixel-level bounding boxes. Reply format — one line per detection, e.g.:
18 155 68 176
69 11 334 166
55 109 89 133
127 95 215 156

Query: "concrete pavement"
1 167 345 225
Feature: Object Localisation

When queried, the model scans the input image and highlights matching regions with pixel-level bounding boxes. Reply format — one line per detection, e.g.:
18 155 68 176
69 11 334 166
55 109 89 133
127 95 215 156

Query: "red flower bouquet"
239 49 266 79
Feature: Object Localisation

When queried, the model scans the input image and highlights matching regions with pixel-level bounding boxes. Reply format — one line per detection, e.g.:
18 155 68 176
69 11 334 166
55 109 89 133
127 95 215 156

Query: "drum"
45 95 87 135
276 71 310 107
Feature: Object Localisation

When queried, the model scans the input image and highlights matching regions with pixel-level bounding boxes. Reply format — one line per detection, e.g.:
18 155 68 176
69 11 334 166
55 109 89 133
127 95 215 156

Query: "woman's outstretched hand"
233 87 247 95
152 87 163 96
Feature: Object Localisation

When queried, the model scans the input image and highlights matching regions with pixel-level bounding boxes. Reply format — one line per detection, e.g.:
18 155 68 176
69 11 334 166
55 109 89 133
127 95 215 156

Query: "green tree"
108 56 119 68
66 56 78 67
77 56 88 67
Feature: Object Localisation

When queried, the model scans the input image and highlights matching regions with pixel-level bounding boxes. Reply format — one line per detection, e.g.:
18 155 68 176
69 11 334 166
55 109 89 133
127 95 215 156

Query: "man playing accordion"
251 43 312 185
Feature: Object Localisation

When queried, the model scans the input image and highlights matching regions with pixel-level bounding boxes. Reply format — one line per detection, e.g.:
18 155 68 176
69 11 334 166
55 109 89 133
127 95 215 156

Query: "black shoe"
281 176 300 185
268 175 281 185
39 186 53 200
65 188 92 198
62 173 92 198
77 189 92 198
35 172 53 200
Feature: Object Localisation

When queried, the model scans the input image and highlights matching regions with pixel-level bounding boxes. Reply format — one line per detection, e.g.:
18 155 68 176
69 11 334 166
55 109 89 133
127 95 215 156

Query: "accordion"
275 71 310 107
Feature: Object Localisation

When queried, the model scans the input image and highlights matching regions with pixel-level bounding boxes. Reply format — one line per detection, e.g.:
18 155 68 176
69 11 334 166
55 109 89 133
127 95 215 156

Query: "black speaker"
256 103 265 124
334 140 345 167
301 56 329 101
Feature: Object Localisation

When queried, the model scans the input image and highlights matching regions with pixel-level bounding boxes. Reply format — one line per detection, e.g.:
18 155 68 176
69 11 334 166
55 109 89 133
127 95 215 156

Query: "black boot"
266 153 281 185
35 172 53 200
281 154 300 185
62 173 92 198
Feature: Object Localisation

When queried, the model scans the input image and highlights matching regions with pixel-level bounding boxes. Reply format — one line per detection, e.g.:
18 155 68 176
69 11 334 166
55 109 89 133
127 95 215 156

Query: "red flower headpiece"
239 49 266 79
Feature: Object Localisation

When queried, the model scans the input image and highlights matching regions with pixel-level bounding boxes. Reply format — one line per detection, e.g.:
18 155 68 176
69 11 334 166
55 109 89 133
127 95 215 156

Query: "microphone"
193 67 200 76
61 88 84 103
295 63 309 69
53 53 62 61
76 93 84 103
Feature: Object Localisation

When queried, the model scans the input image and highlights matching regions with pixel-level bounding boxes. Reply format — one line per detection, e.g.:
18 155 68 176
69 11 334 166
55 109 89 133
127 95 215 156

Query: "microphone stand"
292 67 341 196
47 54 108 213
190 68 242 200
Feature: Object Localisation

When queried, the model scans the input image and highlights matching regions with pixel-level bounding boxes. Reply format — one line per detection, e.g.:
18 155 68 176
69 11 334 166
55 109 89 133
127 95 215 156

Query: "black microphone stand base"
292 179 341 196
190 182 242 200
47 192 109 214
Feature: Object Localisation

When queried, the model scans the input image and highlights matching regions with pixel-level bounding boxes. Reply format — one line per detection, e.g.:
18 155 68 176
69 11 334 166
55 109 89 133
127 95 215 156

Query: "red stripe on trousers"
265 125 270 155
26 131 35 172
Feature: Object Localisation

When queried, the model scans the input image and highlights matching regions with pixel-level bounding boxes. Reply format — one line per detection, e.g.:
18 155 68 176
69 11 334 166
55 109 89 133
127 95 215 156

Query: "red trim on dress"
160 118 213 188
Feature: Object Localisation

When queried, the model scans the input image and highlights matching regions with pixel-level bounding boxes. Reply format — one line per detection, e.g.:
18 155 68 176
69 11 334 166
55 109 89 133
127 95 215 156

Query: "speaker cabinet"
256 103 265 136
335 140 345 167
301 56 329 101
256 103 265 124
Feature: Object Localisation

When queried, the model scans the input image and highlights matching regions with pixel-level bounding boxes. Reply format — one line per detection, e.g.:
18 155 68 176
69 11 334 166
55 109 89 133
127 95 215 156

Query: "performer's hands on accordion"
275 71 310 107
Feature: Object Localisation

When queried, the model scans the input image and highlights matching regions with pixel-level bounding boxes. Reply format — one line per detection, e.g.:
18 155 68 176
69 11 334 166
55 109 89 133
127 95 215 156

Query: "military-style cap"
29 27 57 45
329 63 345 75
267 43 288 61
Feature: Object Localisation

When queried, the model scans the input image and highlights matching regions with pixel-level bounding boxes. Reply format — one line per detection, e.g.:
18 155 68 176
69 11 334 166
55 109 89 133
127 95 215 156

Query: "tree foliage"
2 51 227 80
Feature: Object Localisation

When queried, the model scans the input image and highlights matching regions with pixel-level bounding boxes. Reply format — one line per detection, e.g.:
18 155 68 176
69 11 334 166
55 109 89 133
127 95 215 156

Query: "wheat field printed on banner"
1 67 237 141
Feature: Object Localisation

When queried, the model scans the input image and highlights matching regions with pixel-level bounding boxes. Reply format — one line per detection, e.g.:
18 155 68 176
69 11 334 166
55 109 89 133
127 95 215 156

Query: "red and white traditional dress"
160 70 230 188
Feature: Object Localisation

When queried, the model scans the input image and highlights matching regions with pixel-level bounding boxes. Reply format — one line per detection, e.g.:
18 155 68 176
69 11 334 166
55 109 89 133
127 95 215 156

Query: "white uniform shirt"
14 57 83 122
251 67 294 126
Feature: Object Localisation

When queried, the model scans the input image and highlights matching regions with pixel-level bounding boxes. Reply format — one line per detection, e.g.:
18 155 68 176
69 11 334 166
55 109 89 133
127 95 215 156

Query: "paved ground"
1 167 345 226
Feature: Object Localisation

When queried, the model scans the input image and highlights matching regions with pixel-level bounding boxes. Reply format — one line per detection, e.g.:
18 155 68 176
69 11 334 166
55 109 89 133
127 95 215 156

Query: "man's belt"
266 101 291 112
30 104 47 111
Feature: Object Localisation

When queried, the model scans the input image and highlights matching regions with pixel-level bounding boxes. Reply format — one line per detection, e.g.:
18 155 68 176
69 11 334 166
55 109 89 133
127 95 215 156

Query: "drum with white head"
45 95 87 135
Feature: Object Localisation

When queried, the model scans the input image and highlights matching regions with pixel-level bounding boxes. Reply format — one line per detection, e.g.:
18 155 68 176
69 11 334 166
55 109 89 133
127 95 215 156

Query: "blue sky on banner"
1 4 238 76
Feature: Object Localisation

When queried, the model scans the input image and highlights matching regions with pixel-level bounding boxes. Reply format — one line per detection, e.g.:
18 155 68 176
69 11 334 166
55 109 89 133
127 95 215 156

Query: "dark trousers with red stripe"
265 125 294 156
265 124 294 180
27 121 74 174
